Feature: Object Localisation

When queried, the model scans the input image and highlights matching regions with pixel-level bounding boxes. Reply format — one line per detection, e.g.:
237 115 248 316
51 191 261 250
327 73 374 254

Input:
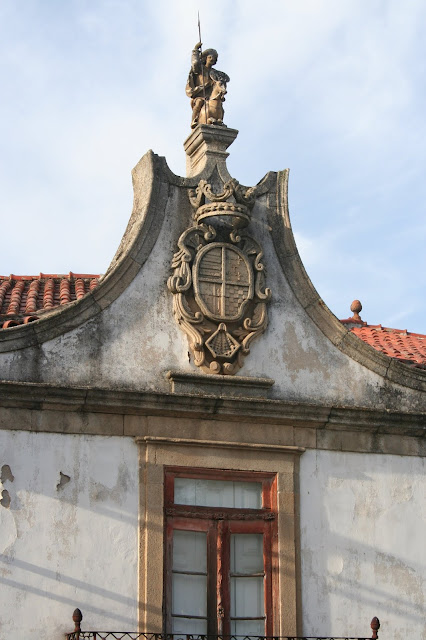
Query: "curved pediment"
0 131 424 403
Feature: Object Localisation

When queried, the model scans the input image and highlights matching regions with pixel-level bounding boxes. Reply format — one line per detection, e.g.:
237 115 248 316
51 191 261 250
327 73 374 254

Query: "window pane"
231 534 264 574
174 478 262 508
230 576 264 617
231 619 265 635
173 530 207 573
172 574 207 616
172 531 208 625
172 616 207 635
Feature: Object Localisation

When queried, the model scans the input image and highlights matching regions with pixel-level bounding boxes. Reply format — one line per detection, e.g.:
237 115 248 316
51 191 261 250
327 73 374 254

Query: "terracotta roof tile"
0 273 101 329
340 300 426 368
349 325 426 368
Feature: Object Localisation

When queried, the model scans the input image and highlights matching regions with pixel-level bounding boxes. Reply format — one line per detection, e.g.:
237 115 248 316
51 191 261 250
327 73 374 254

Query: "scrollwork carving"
168 178 271 375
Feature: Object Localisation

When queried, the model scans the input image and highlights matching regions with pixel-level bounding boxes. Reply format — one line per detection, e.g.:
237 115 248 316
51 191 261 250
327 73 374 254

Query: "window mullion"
207 522 218 636
216 520 230 636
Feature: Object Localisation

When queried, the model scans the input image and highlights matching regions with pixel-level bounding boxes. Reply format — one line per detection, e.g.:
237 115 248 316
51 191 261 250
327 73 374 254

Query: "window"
164 468 277 636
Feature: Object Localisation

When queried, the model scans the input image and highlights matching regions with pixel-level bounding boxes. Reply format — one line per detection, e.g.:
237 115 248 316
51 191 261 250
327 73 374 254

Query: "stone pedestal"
184 124 238 177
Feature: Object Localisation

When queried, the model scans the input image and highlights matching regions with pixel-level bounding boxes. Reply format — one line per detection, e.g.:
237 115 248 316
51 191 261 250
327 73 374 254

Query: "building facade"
0 125 425 640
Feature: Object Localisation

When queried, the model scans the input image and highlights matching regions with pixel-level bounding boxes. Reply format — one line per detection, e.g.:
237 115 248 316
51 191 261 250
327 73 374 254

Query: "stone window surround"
164 466 277 635
136 435 305 635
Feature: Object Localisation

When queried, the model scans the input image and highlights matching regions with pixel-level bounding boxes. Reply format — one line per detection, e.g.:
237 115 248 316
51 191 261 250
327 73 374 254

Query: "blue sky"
1 0 425 332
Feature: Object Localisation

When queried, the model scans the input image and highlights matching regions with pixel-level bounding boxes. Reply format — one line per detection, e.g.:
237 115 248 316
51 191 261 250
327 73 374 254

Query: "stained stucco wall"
1 428 424 640
300 450 426 640
0 431 139 639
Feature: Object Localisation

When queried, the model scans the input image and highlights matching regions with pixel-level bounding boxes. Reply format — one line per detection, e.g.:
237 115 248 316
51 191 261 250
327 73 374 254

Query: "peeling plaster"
1 464 14 483
0 464 14 509
90 462 131 505
282 321 332 385
56 471 71 491
1 488 11 508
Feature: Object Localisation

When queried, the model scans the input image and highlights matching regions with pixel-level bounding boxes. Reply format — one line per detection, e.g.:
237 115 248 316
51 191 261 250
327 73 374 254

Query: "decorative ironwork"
65 634 378 640
65 609 381 640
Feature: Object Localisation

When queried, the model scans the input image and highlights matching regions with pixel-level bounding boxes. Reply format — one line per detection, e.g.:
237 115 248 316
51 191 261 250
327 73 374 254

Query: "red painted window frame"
164 467 278 636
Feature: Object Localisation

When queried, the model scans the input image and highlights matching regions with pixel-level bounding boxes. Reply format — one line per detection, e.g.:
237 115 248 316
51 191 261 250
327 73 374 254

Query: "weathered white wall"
300 450 426 640
1 430 425 639
0 431 139 639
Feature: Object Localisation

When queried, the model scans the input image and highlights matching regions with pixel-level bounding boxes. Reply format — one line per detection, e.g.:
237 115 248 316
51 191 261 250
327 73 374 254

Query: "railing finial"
72 608 83 632
371 616 380 639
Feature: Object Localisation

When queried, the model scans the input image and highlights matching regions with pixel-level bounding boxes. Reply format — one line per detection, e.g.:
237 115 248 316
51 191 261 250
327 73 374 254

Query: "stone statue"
186 42 230 129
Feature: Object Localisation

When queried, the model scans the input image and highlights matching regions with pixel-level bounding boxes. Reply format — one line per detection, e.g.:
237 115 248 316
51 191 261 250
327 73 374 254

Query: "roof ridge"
351 323 426 339
0 273 101 280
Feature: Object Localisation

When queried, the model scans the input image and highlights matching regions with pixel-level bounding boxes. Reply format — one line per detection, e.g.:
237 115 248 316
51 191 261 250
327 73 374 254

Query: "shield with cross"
193 243 254 322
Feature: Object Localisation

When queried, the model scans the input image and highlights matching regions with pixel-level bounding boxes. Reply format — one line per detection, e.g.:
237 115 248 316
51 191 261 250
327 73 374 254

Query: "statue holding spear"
185 17 230 129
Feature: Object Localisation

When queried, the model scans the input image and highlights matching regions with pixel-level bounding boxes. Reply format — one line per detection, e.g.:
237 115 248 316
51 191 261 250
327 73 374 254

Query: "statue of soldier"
186 42 230 128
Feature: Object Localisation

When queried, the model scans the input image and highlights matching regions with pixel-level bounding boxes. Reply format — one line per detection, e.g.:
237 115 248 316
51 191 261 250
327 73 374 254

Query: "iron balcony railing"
66 636 378 640
65 611 381 640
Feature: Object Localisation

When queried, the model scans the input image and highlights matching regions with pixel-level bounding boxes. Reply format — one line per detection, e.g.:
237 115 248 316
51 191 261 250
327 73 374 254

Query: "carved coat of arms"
168 179 271 375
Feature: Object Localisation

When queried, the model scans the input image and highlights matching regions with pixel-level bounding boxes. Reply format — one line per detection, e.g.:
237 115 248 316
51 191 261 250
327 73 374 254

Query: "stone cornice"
0 379 424 438
138 435 305 455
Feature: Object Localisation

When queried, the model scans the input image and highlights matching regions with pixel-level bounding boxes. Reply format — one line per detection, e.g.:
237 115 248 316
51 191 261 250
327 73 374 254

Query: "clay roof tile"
348 325 426 367
339 300 426 367
0 273 101 329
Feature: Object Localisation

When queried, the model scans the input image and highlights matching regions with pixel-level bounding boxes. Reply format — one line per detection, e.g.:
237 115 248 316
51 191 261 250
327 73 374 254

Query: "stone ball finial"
350 299 362 314
350 299 363 322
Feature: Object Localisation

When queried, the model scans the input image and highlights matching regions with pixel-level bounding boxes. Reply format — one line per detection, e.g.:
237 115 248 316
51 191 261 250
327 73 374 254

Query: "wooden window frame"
164 467 278 636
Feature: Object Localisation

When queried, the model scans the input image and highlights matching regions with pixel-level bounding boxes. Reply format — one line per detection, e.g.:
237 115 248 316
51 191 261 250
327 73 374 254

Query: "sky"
0 0 425 332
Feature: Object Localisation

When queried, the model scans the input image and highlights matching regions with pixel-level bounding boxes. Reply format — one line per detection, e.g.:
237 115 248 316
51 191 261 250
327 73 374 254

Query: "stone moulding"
0 380 424 456
0 147 424 394
139 435 305 455
166 370 275 398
